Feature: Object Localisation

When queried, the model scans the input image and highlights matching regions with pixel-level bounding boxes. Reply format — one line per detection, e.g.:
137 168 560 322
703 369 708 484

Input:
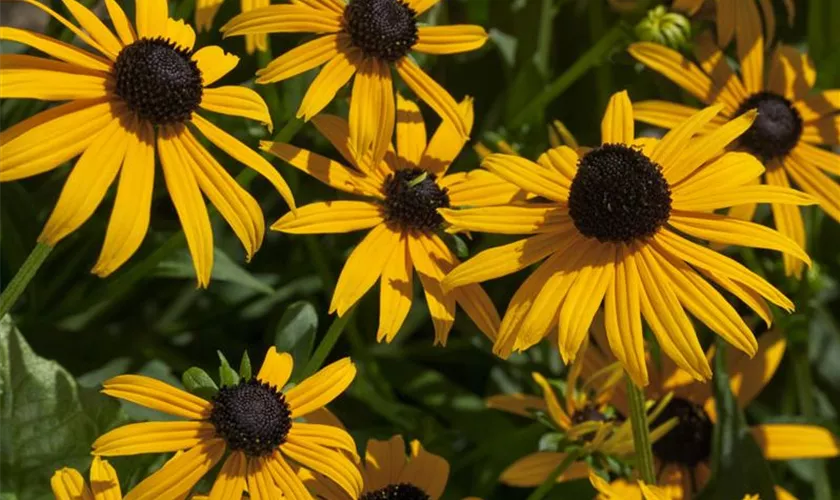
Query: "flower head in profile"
629 33 839 277
303 435 450 499
92 348 361 500
633 330 839 499
441 90 813 387
221 0 488 166
265 95 501 345
51 457 123 500
195 0 269 54
0 0 295 286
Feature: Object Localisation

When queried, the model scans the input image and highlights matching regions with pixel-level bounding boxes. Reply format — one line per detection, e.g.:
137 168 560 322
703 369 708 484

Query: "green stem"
525 449 582 500
626 372 657 484
0 242 53 318
299 305 358 380
510 23 625 128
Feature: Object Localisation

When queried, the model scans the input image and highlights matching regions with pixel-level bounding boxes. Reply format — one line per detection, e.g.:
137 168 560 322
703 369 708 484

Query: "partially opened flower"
632 330 839 500
441 90 813 386
221 0 488 166
629 35 839 277
265 95 500 344
671 0 794 46
51 457 127 500
195 0 268 54
92 348 362 500
0 0 294 286
303 435 450 499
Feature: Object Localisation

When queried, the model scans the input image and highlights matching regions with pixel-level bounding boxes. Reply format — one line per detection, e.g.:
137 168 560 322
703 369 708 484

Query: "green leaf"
155 248 274 295
0 316 123 500
274 301 318 381
182 367 219 400
217 351 239 388
239 351 252 381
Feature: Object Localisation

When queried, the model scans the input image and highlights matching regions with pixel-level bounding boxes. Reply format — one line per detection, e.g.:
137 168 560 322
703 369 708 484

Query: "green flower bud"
635 6 692 50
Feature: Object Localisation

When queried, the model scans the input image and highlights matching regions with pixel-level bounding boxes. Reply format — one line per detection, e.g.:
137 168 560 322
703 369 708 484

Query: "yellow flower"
671 0 794 47
629 36 840 278
92 347 361 500
628 330 840 500
489 338 673 488
221 0 488 167
264 95 501 344
0 0 294 287
302 435 450 499
590 471 671 500
440 90 813 387
195 0 269 54
52 457 126 500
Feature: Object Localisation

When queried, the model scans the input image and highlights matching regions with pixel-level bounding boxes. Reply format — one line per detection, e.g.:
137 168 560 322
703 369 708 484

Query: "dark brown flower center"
113 37 203 125
382 168 450 233
343 0 418 61
209 379 291 457
360 483 431 500
735 91 803 161
651 397 713 467
568 144 672 243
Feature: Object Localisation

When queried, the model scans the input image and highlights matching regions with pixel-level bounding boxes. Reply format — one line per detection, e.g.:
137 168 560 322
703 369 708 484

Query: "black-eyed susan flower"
195 0 268 54
441 90 814 387
220 0 488 166
51 457 127 500
632 330 839 500
629 36 839 277
264 95 500 344
302 435 450 499
671 0 794 46
92 347 361 500
0 0 294 287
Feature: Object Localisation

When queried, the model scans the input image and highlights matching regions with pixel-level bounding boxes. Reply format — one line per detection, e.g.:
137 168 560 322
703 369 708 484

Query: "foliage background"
1 0 840 499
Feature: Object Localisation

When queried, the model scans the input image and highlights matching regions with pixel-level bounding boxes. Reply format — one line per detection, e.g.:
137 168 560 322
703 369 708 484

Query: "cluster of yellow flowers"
1 0 839 498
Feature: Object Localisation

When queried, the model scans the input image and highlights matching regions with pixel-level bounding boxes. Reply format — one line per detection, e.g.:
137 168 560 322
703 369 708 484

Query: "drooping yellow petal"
249 456 286 499
734 0 764 95
700 268 773 327
396 94 427 168
195 0 224 32
413 25 488 54
0 55 109 101
93 421 218 456
398 441 449 499
17 0 109 57
257 347 294 390
628 42 721 107
102 373 212 420
601 90 634 144
90 456 122 500
378 236 413 342
200 86 272 129
51 467 93 500
297 49 359 121
602 246 647 387
439 205 571 235
208 451 247 500
103 0 135 45
801 114 840 145
191 113 296 210
256 34 340 83
486 393 547 417
242 0 270 54
396 56 468 139
500 452 589 487
752 424 840 460
93 120 155 277
767 45 817 101
349 57 395 168
451 280 501 341
408 234 456 345
0 26 111 72
310 113 364 170
0 99 112 182
793 142 840 177
715 0 736 46
124 439 225 500
727 329 785 408
176 127 264 261
765 166 807 278
693 31 749 104
265 451 312 500
532 372 572 429
39 115 128 246
794 90 840 123
280 442 363 499
286 357 356 417
784 154 840 222
135 0 169 39
220 5 342 37
192 46 240 87
158 126 214 288
330 225 399 315
480 153 570 202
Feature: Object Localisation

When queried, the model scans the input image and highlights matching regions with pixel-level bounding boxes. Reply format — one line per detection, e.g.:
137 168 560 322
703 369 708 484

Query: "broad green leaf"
274 301 318 381
182 367 219 400
155 248 274 295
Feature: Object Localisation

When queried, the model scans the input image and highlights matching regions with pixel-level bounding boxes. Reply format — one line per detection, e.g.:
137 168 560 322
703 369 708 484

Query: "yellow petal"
793 90 840 123
377 236 413 342
51 468 93 500
801 114 840 145
330 224 399 315
256 34 340 83
102 373 212 420
420 96 474 176
192 46 240 86
442 170 525 207
413 25 488 54
784 154 840 223
297 48 359 121
601 90 634 144
264 451 312 500
257 347 294 389
39 115 128 246
765 166 807 277
767 44 817 100
752 424 840 459
280 442 363 498
201 86 272 128
191 113 296 210
93 120 155 277
628 42 720 108
727 329 785 408
195 0 224 32
734 0 764 94
158 126 214 288
793 141 840 177
673 184 812 212
396 93 427 168
292 0 346 15
0 54 108 100
247 456 285 499
164 18 196 51
124 440 225 500
532 372 571 429
672 151 764 197
396 56 468 139
0 99 112 182
364 435 407 491
0 26 111 72
451 280 501 341
650 104 725 173
700 268 773 327
486 393 547 417
633 100 725 134
500 452 588 487
90 456 121 500
439 205 572 234
287 423 359 457
135 0 169 39
693 31 749 105
407 0 440 15
17 0 109 57
286 357 356 417
408 234 456 345
273 201 383 235
480 153 570 202
208 452 247 500
177 127 265 261
536 146 578 187
349 58 395 168
221 4 342 37
602 246 648 387
398 441 449 499
93 421 218 456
